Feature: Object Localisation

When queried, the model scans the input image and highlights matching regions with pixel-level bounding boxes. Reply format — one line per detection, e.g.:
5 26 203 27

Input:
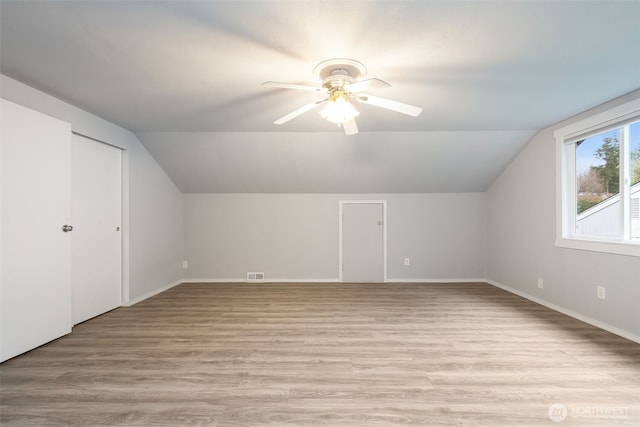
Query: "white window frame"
554 97 640 257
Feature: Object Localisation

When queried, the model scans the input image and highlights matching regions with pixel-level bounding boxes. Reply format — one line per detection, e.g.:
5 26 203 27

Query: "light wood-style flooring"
1 282 639 426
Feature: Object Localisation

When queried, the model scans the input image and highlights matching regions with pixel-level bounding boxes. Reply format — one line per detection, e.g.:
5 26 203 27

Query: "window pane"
630 122 640 240
575 129 620 237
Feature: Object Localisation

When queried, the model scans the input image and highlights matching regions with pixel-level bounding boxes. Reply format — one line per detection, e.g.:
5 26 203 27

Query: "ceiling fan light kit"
261 58 422 135
319 91 359 124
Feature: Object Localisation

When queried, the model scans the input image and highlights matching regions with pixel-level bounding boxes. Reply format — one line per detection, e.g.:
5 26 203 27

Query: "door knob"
62 225 74 232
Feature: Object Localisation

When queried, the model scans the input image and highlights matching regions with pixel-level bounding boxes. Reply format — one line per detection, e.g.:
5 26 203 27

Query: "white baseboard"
487 279 640 344
386 278 486 283
183 278 244 283
123 280 182 307
182 278 341 284
161 278 486 287
269 278 341 283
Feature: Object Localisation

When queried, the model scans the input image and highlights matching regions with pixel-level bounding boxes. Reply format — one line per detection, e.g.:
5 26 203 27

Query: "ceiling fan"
261 59 422 135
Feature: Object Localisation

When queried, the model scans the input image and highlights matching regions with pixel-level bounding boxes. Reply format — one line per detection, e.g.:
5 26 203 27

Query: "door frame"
338 200 387 282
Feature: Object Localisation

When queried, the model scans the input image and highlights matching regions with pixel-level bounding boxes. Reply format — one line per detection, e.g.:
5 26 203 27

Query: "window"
555 98 640 257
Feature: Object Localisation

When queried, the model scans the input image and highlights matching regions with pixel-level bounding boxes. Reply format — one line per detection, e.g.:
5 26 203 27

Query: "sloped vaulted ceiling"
1 1 639 193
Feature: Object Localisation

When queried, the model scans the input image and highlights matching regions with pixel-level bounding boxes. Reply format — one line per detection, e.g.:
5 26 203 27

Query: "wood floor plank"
1 282 639 426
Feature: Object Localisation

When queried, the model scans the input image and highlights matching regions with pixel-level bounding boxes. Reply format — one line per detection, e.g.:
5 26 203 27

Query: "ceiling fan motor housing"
322 73 354 92
314 58 367 93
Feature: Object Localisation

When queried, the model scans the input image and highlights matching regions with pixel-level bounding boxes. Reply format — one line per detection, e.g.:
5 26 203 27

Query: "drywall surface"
487 89 640 338
183 193 486 282
137 130 537 193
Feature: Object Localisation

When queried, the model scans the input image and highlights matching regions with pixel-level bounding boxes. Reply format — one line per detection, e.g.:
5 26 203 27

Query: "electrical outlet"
404 258 410 266
597 286 605 300
182 261 189 269
537 278 544 289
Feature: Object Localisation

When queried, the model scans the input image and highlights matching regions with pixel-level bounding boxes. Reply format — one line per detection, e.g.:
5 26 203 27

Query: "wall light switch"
404 258 410 266
597 286 605 300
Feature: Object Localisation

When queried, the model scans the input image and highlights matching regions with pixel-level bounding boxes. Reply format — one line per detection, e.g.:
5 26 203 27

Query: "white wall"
487 90 640 340
183 193 486 282
0 75 184 301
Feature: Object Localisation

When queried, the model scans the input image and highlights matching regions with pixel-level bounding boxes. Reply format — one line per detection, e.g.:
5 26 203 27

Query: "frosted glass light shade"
319 95 359 124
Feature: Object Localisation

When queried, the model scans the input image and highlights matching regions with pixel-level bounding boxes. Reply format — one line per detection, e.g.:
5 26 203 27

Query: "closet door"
1 99 72 362
341 202 385 283
71 134 122 325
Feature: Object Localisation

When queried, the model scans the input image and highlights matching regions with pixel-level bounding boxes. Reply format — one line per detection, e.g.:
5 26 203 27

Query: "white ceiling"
1 1 639 193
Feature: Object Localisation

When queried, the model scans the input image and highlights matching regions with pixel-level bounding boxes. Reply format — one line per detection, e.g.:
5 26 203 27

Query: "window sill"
555 237 640 257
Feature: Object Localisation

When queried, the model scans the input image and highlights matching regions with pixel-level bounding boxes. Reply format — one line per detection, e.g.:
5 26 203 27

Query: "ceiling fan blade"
342 117 359 135
273 98 328 125
261 81 325 93
346 78 391 93
356 94 422 117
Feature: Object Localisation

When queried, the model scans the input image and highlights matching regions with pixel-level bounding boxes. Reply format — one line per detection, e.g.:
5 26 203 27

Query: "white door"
341 202 385 282
1 99 73 362
71 134 122 325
